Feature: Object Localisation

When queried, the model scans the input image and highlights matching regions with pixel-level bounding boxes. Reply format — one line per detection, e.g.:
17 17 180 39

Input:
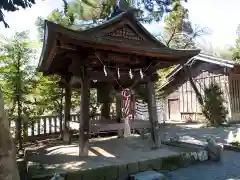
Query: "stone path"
162 124 240 180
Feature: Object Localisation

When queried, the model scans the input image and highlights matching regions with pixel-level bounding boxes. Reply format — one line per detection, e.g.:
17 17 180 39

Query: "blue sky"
1 0 240 49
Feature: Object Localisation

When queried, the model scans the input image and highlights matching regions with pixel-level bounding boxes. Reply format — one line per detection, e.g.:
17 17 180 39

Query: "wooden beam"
58 36 198 58
147 60 183 74
89 52 144 68
58 77 150 89
147 81 160 149
79 66 90 156
68 50 91 76
182 65 204 106
83 70 158 82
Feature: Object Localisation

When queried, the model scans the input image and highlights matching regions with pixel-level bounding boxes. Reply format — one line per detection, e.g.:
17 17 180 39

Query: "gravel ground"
158 124 240 180
167 150 240 180
162 124 240 144
69 122 240 180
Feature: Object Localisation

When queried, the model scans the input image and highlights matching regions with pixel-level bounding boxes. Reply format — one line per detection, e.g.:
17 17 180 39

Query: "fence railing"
10 100 166 140
10 114 101 140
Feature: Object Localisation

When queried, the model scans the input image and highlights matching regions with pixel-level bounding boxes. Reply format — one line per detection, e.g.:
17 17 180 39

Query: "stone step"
130 170 167 180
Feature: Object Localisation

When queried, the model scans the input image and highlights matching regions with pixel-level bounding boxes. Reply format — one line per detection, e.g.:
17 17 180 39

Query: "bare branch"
166 25 178 47
155 34 168 45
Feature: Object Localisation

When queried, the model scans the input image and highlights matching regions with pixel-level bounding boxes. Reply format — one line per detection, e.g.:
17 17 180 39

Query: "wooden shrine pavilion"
37 7 200 156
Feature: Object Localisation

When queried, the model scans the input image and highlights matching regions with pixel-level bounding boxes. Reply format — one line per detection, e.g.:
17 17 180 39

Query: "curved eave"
41 19 201 57
37 19 201 74
37 21 56 72
37 21 48 72
51 23 200 58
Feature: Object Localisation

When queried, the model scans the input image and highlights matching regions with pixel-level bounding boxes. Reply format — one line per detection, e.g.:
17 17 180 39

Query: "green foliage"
153 0 209 101
0 31 38 149
217 49 233 60
0 31 77 136
68 0 116 21
0 31 37 119
1 0 73 28
157 0 210 49
0 0 35 28
66 0 175 23
33 74 82 116
35 1 100 117
230 37 240 61
155 66 176 98
89 89 100 119
1 0 182 29
202 45 233 60
132 1 199 101
230 24 240 61
33 74 63 115
35 9 76 41
34 5 82 116
34 0 188 39
202 83 228 126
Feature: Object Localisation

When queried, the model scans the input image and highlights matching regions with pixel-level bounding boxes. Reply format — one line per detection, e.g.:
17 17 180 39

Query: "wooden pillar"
116 92 124 137
147 81 160 149
131 91 135 121
59 88 64 133
63 76 72 143
79 67 90 156
116 93 122 123
131 91 135 134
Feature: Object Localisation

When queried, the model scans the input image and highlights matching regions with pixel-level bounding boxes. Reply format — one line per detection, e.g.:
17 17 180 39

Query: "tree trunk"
0 88 20 180
147 81 159 149
16 56 22 150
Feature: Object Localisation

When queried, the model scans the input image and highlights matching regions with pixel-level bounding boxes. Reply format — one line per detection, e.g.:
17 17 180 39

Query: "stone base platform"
24 135 208 180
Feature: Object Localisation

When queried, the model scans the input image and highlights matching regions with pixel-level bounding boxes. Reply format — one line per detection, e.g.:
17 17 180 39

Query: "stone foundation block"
65 171 83 180
161 155 182 171
138 160 150 172
104 165 118 180
117 164 129 180
127 162 139 175
148 158 162 171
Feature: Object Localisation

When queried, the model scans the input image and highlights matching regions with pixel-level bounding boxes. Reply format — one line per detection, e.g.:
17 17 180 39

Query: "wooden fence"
10 100 165 140
10 114 101 140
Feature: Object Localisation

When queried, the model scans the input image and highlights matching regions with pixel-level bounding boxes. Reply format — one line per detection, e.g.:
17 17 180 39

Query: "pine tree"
202 83 228 126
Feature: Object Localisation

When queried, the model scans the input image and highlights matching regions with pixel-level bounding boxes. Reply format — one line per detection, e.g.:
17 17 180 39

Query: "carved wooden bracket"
68 50 91 77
